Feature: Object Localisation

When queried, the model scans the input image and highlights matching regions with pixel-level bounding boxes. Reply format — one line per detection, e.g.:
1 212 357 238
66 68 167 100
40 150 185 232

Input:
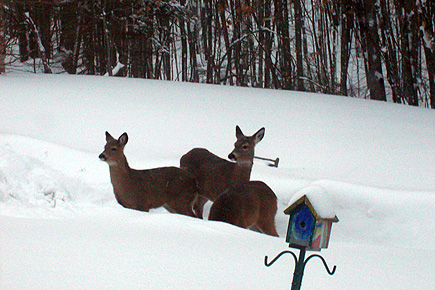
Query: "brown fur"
209 181 279 236
180 126 265 218
100 132 198 217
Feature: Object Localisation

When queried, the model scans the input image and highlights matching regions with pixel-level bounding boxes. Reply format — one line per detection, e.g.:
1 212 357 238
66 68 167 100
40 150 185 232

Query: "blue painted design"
291 205 315 243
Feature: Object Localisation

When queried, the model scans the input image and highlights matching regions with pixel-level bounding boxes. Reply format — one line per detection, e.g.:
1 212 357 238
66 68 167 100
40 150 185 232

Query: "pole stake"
254 156 280 168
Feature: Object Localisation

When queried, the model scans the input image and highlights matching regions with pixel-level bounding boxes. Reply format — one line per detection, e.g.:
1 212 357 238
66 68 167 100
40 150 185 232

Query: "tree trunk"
217 0 233 85
16 3 29 62
230 0 242 85
102 4 112 76
203 0 214 83
33 2 51 60
256 0 265 87
275 0 291 89
263 0 273 88
0 0 5 73
59 1 79 74
187 19 199 82
397 0 419 106
379 0 401 103
420 1 435 108
424 45 435 108
160 12 171 80
180 18 188 82
339 2 353 96
294 0 304 91
356 0 386 101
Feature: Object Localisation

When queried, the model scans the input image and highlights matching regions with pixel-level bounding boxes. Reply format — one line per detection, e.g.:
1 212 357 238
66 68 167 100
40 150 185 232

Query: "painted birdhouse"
284 186 339 251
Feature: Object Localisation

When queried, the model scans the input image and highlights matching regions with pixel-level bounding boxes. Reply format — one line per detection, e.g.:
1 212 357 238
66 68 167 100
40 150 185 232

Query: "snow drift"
1 74 435 289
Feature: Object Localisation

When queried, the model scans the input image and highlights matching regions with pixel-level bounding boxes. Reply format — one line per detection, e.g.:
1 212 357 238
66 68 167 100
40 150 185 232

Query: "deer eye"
111 147 117 152
242 144 249 150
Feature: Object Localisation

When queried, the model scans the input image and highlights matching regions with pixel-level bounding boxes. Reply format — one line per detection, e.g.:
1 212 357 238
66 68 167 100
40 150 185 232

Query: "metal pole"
254 156 280 167
290 247 306 290
264 247 336 290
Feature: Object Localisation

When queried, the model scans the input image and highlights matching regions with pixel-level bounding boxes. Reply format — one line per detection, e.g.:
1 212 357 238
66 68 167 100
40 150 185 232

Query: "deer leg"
193 195 209 219
256 217 279 237
249 224 262 233
166 197 197 218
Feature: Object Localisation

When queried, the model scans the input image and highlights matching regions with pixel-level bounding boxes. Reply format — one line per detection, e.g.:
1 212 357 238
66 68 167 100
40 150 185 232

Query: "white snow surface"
1 74 435 289
287 185 337 219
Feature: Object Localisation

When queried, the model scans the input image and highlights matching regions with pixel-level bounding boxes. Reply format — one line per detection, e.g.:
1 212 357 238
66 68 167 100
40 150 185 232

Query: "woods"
1 0 434 108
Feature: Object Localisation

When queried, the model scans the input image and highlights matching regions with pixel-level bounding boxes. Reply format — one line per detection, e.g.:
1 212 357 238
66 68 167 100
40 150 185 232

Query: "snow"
287 185 337 219
1 73 435 289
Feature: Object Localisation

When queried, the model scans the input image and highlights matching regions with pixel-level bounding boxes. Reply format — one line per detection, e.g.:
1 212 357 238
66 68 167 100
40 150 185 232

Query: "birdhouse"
284 187 338 251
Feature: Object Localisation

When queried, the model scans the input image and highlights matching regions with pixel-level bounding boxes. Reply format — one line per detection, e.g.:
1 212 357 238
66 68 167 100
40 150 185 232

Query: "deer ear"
118 133 129 146
235 125 245 139
105 131 115 142
254 127 265 144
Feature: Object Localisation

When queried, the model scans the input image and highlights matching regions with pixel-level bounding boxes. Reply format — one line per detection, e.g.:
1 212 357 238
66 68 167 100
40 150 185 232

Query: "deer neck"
231 161 253 184
108 156 132 189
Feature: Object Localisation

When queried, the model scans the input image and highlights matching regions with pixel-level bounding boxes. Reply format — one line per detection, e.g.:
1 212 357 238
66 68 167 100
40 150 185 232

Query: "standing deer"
180 126 265 218
99 131 198 217
208 181 279 237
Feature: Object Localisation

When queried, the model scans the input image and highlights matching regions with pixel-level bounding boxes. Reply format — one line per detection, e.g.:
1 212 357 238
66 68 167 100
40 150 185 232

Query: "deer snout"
99 153 107 161
228 152 236 161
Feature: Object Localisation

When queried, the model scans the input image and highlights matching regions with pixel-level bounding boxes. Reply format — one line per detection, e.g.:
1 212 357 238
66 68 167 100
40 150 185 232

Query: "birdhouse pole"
291 247 306 290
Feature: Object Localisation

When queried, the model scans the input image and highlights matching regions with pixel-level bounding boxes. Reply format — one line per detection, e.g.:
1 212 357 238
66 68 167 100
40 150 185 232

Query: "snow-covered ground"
1 73 435 289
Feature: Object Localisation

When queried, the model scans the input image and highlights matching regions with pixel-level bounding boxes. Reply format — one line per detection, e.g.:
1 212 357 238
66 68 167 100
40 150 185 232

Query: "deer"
208 180 279 237
99 131 198 217
180 125 265 218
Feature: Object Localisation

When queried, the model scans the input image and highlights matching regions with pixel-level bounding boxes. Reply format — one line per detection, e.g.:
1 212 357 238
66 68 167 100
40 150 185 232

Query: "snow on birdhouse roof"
285 185 338 221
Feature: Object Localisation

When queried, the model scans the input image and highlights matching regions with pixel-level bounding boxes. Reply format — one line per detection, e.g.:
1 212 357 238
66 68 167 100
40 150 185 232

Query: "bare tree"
420 0 435 108
355 0 386 101
0 0 5 73
339 1 354 96
294 0 304 91
2 0 435 108
379 0 401 103
396 0 419 106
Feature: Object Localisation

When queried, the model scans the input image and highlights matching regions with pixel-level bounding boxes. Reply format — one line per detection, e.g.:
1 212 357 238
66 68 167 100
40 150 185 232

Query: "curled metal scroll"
264 249 336 275
304 254 337 275
264 250 298 267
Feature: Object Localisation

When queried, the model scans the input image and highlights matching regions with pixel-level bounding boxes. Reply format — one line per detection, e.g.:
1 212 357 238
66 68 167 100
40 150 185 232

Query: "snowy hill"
1 74 435 289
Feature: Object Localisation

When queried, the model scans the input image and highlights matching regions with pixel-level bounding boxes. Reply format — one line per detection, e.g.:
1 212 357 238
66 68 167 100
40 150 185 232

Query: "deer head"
99 131 129 166
228 126 265 166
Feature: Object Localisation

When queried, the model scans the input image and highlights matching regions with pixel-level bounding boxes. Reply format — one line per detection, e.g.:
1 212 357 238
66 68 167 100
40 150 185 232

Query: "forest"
0 0 434 108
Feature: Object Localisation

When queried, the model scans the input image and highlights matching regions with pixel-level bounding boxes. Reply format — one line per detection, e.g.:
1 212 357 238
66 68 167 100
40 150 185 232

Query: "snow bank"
287 185 337 219
1 74 435 289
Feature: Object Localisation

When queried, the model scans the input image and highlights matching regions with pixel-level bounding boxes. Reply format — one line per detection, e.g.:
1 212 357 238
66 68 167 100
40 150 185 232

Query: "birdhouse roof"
284 185 339 222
